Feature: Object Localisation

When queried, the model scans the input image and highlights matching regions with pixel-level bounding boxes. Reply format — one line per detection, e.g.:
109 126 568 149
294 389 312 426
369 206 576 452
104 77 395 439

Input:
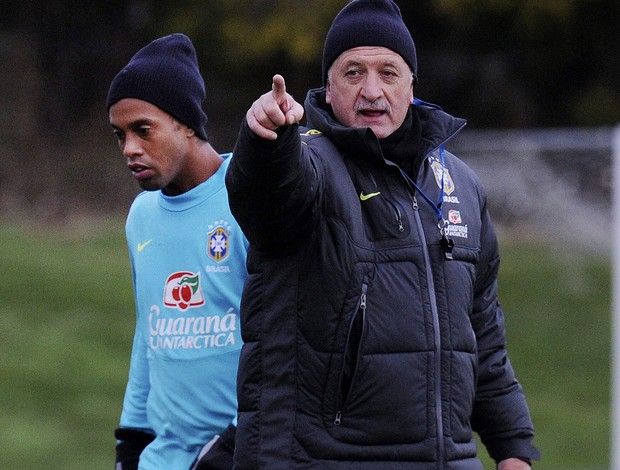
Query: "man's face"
109 98 193 196
326 46 414 139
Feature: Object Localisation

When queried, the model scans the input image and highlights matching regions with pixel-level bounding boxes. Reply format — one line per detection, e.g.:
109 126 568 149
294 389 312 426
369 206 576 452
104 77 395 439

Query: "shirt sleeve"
119 322 152 431
118 247 152 432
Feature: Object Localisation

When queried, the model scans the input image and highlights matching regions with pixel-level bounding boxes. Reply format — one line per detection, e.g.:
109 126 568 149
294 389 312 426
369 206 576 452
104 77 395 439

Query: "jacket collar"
304 87 466 164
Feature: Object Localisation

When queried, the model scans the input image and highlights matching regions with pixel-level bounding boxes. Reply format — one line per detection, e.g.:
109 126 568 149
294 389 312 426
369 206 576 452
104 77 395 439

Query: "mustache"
355 99 390 113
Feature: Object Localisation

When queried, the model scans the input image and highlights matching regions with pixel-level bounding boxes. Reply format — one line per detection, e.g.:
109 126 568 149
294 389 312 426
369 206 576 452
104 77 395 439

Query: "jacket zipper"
412 207 445 468
385 199 404 232
334 283 368 425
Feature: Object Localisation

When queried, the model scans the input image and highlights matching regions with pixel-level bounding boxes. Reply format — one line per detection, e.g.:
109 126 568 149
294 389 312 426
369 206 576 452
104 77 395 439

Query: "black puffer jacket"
226 88 539 469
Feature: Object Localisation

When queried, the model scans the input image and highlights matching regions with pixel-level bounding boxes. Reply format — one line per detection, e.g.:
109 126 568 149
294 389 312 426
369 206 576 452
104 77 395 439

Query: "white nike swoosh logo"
137 239 153 252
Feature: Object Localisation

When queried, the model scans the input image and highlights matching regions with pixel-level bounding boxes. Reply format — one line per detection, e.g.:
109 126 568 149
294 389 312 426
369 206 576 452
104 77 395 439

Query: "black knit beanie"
106 33 208 140
322 0 417 85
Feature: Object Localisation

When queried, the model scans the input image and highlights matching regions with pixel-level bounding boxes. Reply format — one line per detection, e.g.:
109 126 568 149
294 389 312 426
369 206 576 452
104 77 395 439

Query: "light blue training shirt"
120 155 248 469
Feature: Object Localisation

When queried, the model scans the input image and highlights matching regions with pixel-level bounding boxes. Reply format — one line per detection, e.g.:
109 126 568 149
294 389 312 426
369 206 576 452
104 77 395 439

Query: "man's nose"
361 73 384 101
122 134 143 158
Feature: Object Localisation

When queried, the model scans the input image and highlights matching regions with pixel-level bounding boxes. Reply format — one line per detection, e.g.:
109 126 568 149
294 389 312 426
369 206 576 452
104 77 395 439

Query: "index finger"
272 74 287 102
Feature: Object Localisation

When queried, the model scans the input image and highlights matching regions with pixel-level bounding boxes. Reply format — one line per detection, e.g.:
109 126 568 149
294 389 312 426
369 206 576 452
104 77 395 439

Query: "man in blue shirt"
107 33 248 470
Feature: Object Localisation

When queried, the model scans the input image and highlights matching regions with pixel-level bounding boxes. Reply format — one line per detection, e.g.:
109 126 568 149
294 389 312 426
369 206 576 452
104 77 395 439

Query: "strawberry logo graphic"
163 271 205 311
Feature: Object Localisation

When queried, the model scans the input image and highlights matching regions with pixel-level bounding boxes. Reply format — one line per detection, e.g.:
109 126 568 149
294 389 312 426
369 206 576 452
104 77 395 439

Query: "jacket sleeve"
192 422 236 470
225 119 318 254
470 206 541 464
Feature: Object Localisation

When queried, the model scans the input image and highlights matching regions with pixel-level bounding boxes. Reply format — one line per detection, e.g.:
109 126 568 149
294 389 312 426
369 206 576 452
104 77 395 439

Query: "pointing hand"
246 74 304 140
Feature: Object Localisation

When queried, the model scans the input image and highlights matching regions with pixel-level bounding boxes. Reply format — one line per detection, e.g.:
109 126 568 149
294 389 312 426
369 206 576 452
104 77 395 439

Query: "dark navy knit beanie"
322 0 417 84
106 33 208 140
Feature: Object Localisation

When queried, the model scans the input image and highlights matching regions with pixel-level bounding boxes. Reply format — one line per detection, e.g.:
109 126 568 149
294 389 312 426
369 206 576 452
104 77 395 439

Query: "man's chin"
367 125 394 139
138 181 163 192
354 117 393 139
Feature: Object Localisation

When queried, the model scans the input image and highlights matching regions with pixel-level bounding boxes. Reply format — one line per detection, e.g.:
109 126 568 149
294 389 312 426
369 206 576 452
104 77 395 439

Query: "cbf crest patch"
430 160 455 195
207 220 231 263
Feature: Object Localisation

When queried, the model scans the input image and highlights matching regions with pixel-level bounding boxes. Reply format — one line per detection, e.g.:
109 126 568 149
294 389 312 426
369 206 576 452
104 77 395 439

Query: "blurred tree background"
0 2 618 469
0 0 618 224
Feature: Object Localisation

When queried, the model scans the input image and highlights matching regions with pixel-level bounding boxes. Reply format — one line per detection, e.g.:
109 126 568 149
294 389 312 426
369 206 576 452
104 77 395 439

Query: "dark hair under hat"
322 0 417 85
106 33 208 140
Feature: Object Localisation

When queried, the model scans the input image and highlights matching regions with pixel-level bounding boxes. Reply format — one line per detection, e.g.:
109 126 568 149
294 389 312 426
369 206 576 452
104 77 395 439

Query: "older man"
226 1 540 468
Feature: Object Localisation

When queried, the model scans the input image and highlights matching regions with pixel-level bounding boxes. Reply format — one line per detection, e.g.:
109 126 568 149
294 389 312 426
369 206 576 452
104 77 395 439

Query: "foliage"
2 0 618 131
0 221 611 469
0 0 618 224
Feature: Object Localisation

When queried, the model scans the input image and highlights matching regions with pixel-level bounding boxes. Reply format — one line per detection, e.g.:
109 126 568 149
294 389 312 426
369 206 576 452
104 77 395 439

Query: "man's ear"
325 81 333 104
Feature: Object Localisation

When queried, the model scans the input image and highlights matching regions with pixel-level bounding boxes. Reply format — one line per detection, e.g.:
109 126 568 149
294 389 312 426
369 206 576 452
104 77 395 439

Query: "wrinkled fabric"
226 89 539 469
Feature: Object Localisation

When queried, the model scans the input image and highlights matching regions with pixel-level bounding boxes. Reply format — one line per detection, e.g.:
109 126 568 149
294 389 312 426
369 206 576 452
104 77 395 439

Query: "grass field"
0 219 611 469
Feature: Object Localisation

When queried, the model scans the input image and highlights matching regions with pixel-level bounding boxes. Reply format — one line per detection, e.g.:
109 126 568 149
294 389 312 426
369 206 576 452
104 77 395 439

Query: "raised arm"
226 75 316 253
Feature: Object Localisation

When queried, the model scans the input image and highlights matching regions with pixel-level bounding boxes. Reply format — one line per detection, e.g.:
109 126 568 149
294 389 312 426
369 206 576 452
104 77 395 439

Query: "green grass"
494 242 611 469
0 222 611 469
0 220 134 470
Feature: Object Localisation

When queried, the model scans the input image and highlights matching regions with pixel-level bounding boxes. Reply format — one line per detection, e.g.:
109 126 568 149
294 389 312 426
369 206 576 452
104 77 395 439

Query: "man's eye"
137 127 150 137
